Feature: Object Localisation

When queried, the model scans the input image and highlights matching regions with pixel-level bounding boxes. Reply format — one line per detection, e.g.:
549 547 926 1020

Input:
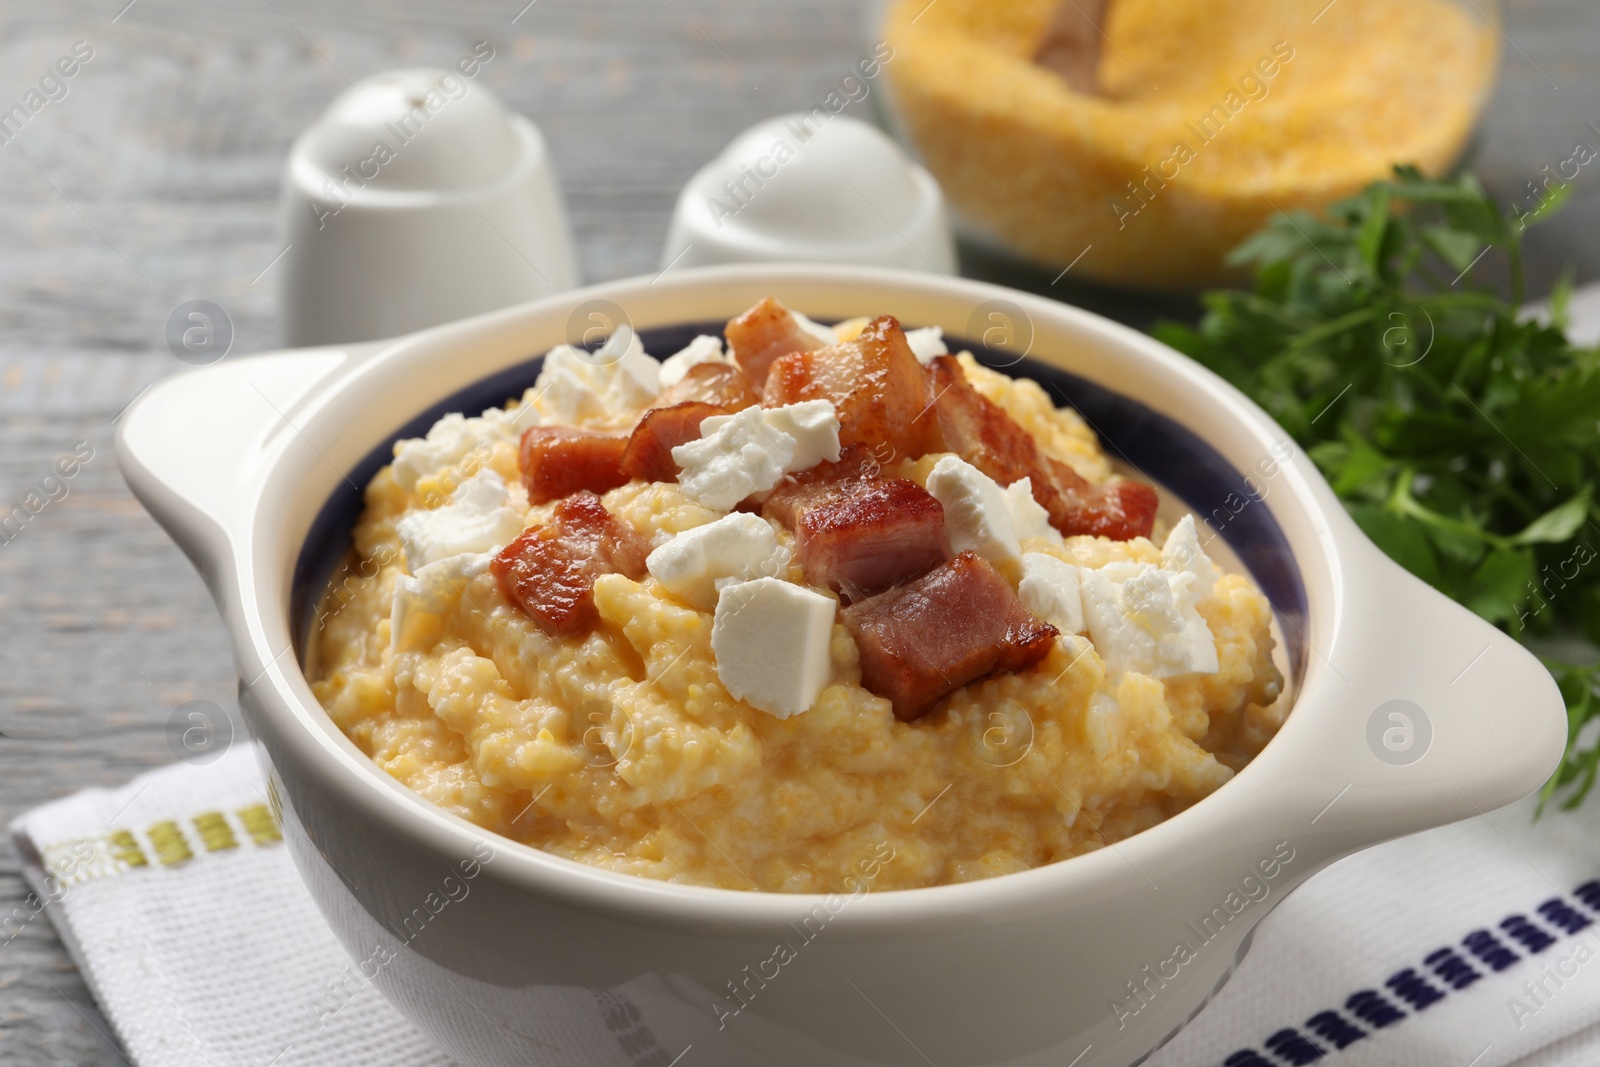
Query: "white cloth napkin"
13 741 1600 1067
1149 789 1600 1067
9 744 455 1067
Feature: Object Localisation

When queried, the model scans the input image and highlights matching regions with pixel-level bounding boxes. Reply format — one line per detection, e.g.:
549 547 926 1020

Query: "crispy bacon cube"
491 492 648 636
789 479 946 601
724 297 825 386
760 479 841 530
619 363 763 485
764 315 936 462
659 361 761 411
923 356 1156 541
759 443 882 526
842 551 1057 721
923 355 1040 487
518 426 629 505
1054 479 1159 542
619 401 725 483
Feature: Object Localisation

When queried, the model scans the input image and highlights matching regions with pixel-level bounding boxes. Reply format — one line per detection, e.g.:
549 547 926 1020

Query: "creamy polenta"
310 333 1286 892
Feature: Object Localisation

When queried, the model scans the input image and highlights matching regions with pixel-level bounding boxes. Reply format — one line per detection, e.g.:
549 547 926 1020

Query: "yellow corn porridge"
310 321 1286 893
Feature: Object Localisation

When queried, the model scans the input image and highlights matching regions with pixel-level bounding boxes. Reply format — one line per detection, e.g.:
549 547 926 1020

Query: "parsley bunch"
1153 166 1600 810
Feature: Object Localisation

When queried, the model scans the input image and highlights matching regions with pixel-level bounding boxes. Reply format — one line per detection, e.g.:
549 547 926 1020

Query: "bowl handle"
115 342 381 601
1286 538 1567 849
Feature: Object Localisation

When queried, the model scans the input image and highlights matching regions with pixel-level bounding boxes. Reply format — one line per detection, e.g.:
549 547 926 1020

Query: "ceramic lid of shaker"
661 113 956 274
293 68 521 194
721 117 918 240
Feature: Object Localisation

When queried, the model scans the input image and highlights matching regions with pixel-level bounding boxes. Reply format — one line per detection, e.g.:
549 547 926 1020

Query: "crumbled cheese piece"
392 415 476 493
532 326 662 425
736 399 842 471
390 404 536 493
658 334 730 388
646 513 792 611
1004 478 1063 544
390 551 492 652
1079 561 1219 678
904 326 949 364
1161 515 1221 594
711 577 835 718
487 396 542 434
672 408 795 511
1018 552 1084 634
395 469 524 570
926 455 1020 565
791 310 838 345
674 401 841 511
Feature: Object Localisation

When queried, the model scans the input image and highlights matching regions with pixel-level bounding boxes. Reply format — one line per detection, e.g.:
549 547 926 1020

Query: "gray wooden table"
0 1 1596 1062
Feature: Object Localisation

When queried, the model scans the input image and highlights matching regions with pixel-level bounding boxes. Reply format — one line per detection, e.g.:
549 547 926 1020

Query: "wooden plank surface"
1 1 1597 1061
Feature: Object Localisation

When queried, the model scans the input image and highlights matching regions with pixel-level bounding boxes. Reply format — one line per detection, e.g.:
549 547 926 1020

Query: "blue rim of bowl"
291 322 1309 684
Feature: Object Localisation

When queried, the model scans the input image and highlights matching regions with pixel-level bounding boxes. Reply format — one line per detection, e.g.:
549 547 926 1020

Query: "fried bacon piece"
762 446 947 600
764 315 935 460
760 443 881 526
618 401 724 483
622 363 762 484
724 297 825 386
790 478 947 601
759 479 836 529
658 361 761 411
1053 480 1160 542
842 551 1057 721
518 427 630 505
491 492 648 635
923 355 1157 541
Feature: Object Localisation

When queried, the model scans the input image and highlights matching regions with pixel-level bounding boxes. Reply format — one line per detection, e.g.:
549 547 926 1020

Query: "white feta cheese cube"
750 399 842 471
485 394 542 436
672 406 795 511
392 413 473 492
674 401 841 511
711 577 836 718
904 326 948 364
658 334 730 387
1161 515 1221 595
927 455 1020 565
390 551 492 652
1019 552 1084 634
532 348 600 425
790 310 838 345
646 513 792 611
390 404 533 493
1004 478 1063 545
532 326 662 426
395 469 524 570
591 324 663 402
1079 561 1219 678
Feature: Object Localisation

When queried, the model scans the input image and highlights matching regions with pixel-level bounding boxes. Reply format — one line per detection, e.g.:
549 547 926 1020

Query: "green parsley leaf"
1154 166 1600 811
1513 488 1593 546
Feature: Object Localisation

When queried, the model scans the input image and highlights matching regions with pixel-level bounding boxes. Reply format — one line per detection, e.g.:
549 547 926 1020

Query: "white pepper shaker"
276 65 579 346
661 113 956 275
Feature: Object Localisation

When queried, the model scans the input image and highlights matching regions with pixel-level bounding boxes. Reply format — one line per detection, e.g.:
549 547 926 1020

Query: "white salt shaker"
661 113 956 275
276 66 579 346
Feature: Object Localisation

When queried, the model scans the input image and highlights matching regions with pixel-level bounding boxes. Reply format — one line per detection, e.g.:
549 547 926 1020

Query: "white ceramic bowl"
117 265 1565 1067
